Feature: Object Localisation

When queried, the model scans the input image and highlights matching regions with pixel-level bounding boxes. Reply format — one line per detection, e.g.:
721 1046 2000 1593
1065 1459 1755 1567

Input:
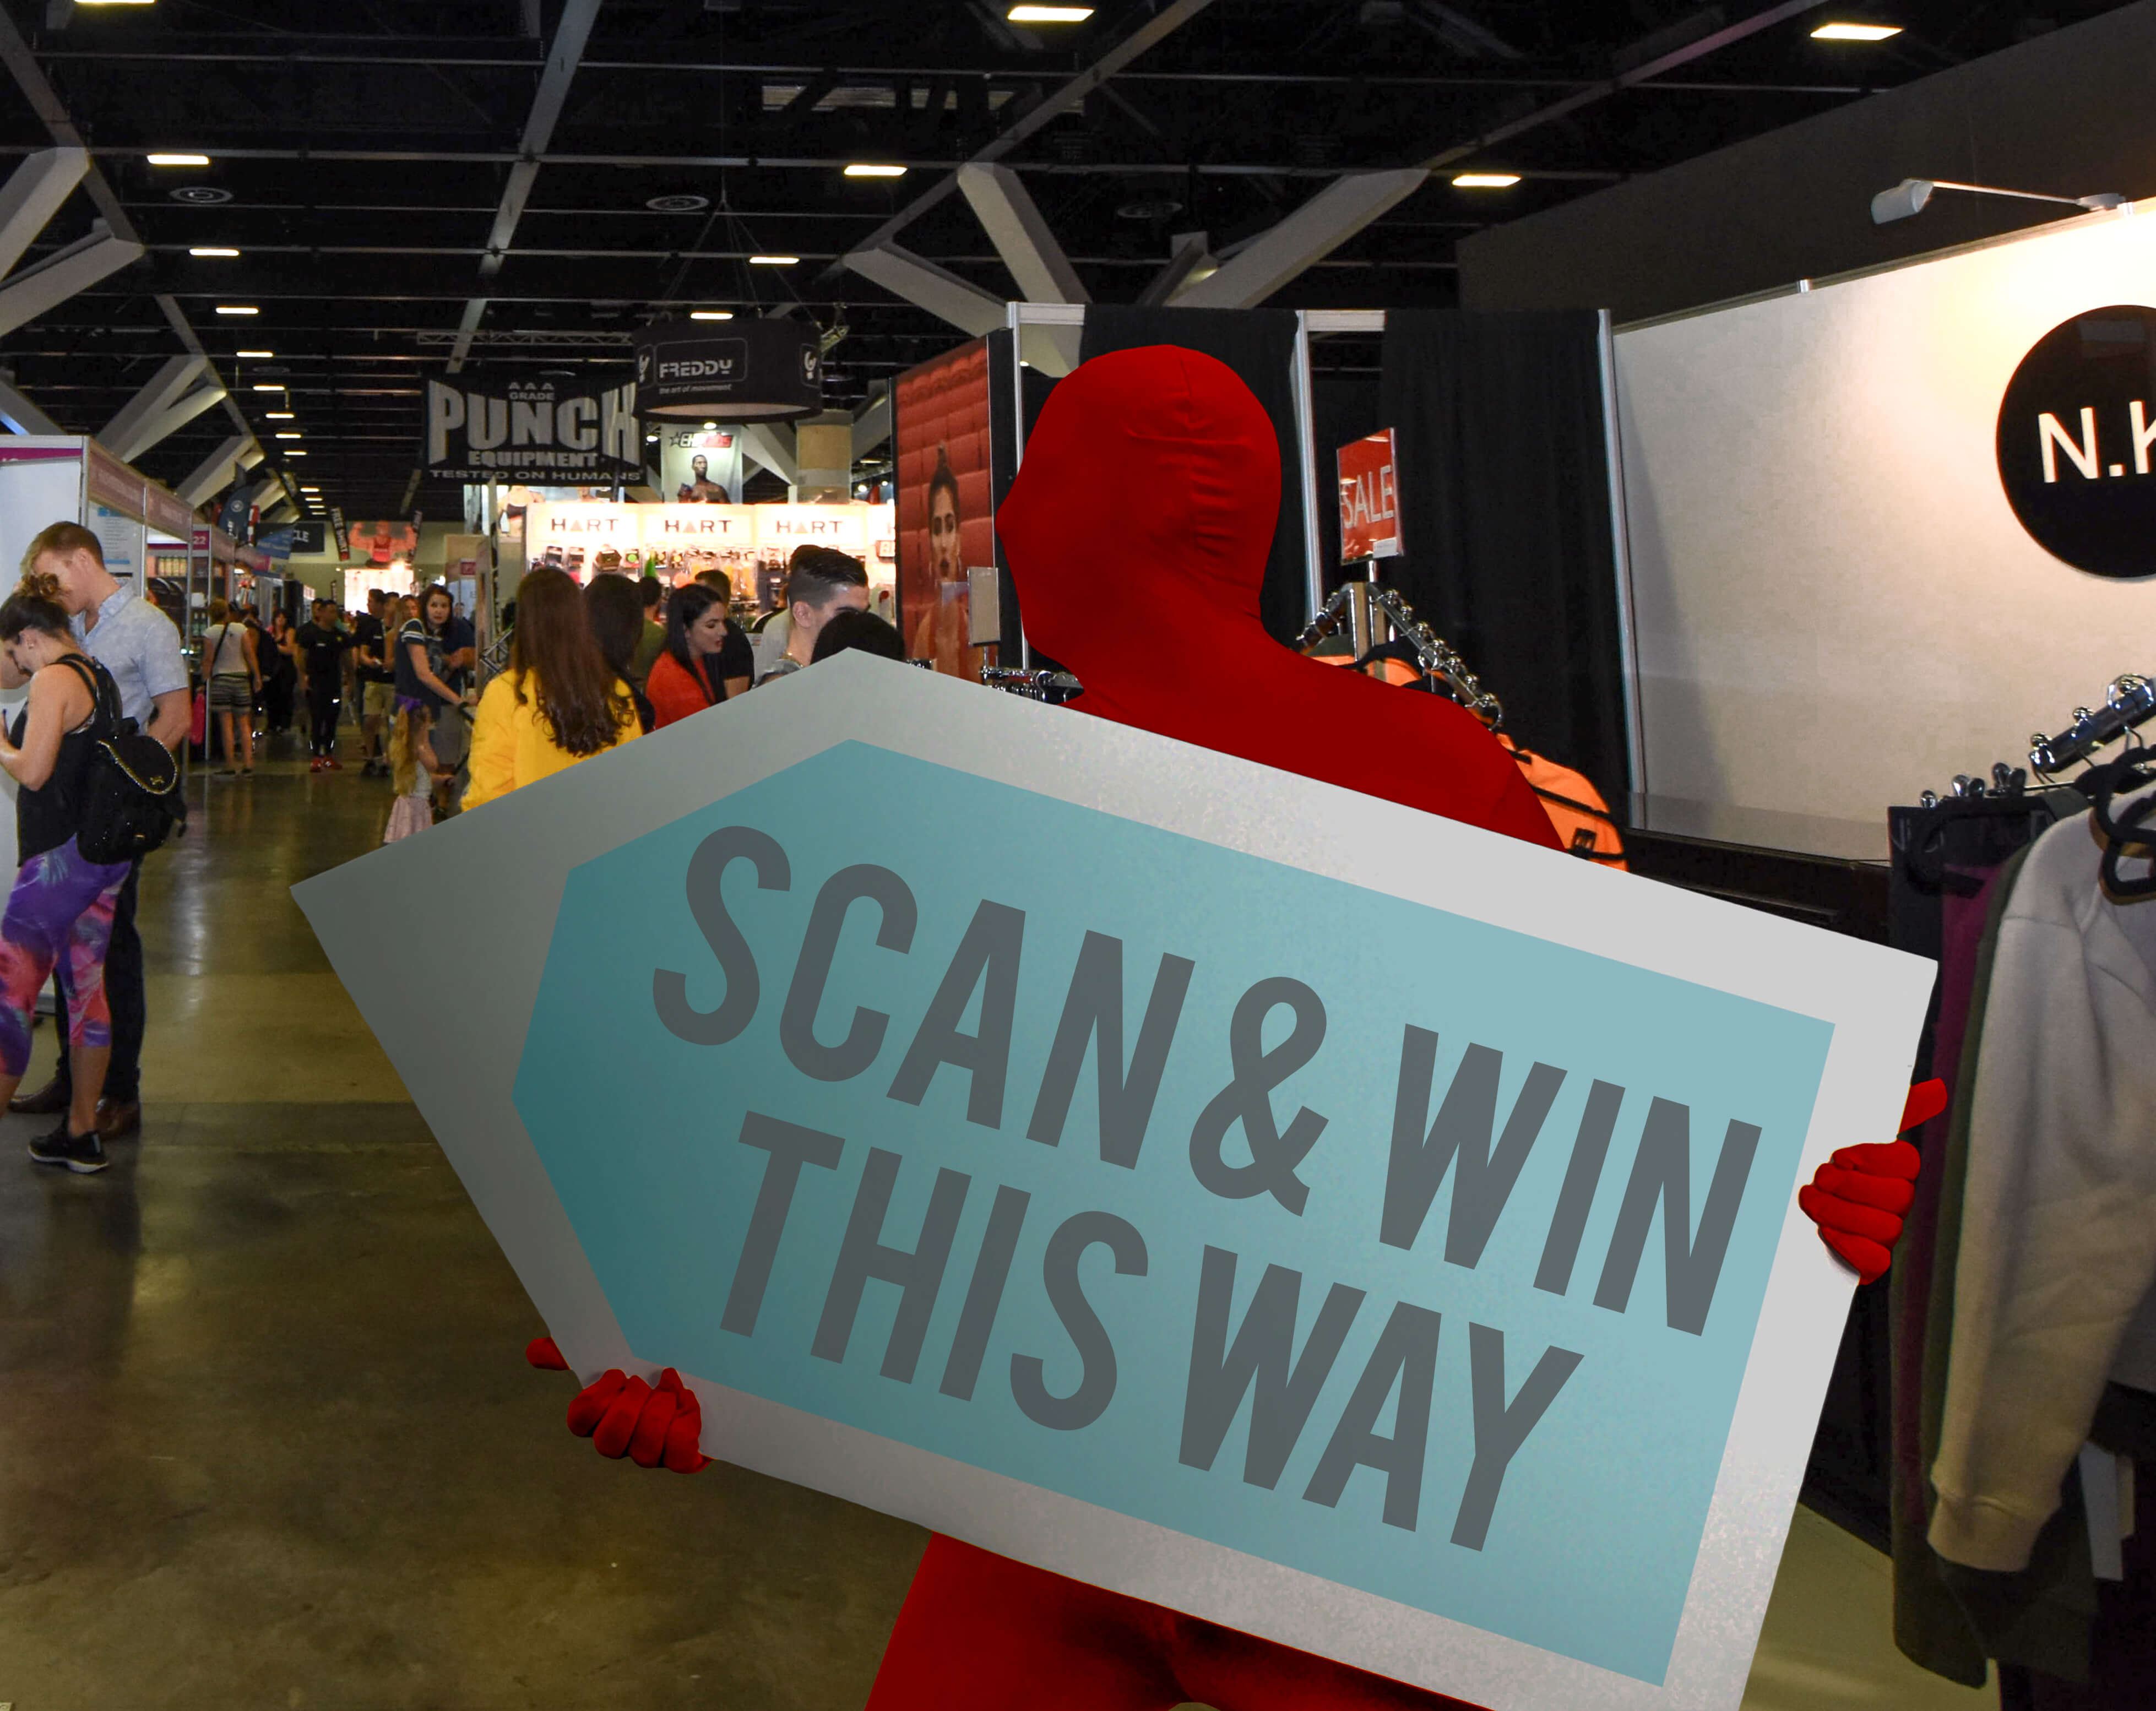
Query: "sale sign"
295 659 1930 1710
1339 429 1402 562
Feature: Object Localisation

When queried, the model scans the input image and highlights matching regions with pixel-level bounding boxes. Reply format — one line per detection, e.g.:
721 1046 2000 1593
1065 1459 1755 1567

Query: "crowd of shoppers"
0 526 901 1174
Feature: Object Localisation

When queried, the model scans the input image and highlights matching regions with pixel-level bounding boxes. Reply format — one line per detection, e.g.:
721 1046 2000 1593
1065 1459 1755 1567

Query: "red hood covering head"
997 343 1558 850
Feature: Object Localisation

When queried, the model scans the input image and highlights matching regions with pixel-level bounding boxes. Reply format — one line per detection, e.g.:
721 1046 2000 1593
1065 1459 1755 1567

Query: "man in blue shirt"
10 522 189 1142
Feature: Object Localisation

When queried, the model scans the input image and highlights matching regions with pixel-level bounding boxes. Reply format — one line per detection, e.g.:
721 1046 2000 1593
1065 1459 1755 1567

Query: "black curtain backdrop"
1078 306 1308 644
1312 368 1382 596
1378 308 1630 802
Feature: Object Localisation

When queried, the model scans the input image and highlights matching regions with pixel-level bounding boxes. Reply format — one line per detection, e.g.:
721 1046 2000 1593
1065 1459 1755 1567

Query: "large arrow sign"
295 657 1930 1710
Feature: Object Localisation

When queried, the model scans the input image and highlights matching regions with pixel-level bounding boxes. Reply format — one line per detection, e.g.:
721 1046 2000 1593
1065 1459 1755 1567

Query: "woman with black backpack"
0 569 138 1174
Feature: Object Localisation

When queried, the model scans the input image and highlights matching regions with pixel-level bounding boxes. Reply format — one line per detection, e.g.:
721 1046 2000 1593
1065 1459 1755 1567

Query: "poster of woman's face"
894 338 993 680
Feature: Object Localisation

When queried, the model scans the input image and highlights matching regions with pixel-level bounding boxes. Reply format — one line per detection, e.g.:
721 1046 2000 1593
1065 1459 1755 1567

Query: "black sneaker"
28 1124 108 1174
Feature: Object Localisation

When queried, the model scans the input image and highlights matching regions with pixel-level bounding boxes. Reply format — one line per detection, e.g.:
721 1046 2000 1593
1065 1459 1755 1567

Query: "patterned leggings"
0 835 132 1079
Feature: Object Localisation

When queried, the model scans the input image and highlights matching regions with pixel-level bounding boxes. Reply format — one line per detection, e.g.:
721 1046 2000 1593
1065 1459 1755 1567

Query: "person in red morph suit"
533 344 1932 1709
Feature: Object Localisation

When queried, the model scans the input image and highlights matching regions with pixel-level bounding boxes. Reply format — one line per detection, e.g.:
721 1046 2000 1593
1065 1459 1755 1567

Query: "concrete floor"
0 725 1996 1711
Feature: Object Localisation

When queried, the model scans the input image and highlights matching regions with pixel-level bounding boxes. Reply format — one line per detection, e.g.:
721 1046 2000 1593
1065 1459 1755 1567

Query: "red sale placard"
1338 429 1400 562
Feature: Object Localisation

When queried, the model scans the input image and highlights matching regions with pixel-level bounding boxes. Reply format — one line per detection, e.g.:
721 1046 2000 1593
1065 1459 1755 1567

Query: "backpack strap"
52 653 121 738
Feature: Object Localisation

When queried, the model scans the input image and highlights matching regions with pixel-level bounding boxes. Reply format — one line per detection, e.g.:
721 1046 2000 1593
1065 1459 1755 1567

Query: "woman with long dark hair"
581 573 655 733
463 567 638 810
262 609 299 734
385 584 463 841
645 580 752 729
0 570 136 1173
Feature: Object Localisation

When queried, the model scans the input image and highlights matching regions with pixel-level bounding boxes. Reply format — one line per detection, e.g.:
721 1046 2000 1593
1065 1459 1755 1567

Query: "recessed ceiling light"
252 383 283 392
1452 172 1522 188
236 349 273 357
146 153 211 167
1009 4 1093 19
1811 21 1902 39
702 421 718 430
689 309 735 321
275 432 302 440
284 449 306 457
215 305 258 316
845 164 908 178
264 411 294 419
748 254 799 267
189 247 240 258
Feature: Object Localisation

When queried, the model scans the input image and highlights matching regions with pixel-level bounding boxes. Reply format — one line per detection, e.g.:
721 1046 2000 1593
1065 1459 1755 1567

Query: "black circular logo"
1997 305 2156 579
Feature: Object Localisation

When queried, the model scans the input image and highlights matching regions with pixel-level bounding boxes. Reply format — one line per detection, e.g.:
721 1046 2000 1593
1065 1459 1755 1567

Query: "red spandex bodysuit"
538 344 1933 1709
869 345 1546 1711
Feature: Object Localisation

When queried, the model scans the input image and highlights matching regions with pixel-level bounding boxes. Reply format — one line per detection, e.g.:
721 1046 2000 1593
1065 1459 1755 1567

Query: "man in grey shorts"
353 589 397 776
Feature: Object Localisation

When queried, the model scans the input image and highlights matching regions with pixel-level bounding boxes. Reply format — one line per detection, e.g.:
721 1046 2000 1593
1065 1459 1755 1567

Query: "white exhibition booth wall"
1614 200 2156 823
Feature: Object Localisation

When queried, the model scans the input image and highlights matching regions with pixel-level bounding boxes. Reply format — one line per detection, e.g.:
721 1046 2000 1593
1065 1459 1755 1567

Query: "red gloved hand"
1797 1078 1947 1284
525 1336 710 1473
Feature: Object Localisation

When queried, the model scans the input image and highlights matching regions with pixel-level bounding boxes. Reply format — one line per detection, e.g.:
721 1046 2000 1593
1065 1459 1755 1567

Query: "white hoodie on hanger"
1929 791 2156 1573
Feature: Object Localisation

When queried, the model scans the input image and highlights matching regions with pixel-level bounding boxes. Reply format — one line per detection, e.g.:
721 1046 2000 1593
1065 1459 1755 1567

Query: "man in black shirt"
295 597 351 771
351 590 394 776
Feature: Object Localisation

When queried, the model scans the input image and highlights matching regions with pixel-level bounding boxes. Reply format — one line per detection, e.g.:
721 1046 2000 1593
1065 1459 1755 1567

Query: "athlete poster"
893 338 994 680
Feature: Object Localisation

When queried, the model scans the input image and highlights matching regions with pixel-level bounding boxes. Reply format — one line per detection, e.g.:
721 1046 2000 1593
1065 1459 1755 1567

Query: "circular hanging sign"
632 318 822 421
1996 303 2156 579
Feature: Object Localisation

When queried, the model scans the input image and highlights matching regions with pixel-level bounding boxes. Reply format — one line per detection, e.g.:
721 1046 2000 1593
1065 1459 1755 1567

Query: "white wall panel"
1615 204 2156 821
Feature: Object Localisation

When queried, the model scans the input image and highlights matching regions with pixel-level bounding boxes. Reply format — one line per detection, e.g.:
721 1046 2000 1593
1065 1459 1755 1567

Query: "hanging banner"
257 520 328 559
1338 430 1402 562
295 661 1931 1711
633 319 822 421
347 521 420 566
424 374 642 484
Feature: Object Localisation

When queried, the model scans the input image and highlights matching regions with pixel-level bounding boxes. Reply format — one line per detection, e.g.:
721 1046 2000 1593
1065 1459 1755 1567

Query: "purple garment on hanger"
1892 865 2008 1555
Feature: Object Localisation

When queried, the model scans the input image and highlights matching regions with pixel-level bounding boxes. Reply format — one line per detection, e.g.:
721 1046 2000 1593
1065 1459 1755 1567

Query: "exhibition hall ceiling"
0 0 2130 517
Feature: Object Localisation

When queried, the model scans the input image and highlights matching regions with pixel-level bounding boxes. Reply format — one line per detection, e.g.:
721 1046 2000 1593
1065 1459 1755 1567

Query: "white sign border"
294 654 1932 1710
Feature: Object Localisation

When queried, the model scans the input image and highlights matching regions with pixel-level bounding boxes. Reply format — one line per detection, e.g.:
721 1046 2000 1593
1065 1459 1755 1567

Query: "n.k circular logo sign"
1997 304 2156 579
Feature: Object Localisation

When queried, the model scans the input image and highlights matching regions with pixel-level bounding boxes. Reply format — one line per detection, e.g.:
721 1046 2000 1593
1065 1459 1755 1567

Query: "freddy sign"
295 660 1929 1710
1339 429 1402 562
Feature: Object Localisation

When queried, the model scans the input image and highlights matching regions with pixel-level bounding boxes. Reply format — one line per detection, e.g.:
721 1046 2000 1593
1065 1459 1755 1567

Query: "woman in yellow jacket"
464 566 639 811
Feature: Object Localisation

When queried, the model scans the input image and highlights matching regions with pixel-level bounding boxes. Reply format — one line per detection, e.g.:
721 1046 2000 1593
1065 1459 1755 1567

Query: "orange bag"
1498 734 1627 869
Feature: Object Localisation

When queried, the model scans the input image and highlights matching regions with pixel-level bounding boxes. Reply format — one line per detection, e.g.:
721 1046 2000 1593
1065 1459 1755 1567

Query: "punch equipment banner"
423 374 642 485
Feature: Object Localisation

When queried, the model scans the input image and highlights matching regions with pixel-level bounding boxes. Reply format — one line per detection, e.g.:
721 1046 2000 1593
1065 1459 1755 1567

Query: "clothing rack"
981 666 1082 704
1291 582 1505 725
1917 672 2154 805
2029 673 2155 776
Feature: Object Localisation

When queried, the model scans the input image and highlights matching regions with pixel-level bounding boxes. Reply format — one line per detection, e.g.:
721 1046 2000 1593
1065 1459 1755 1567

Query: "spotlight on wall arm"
1871 177 2127 225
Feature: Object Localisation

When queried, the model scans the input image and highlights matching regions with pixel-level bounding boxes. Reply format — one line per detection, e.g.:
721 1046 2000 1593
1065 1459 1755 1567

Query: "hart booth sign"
296 660 1930 1710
